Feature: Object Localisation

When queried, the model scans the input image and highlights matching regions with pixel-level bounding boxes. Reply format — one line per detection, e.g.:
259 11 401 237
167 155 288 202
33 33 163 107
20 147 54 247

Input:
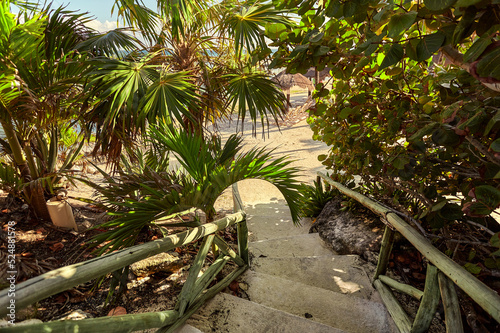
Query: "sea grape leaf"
325 0 341 17
416 32 446 61
452 7 477 45
424 0 457 11
409 122 439 141
387 11 418 39
455 0 482 7
464 262 481 275
309 31 324 43
475 185 500 209
484 110 500 136
476 47 500 80
266 23 287 39
490 138 500 152
379 44 404 70
438 203 463 220
463 36 492 62
432 127 460 145
491 232 500 248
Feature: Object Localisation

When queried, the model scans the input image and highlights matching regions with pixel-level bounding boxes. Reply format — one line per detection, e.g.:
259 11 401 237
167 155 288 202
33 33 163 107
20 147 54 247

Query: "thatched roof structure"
304 67 331 81
272 71 314 90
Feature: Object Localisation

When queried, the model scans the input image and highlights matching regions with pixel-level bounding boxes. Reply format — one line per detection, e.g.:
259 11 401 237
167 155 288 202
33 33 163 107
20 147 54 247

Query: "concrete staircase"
177 183 396 333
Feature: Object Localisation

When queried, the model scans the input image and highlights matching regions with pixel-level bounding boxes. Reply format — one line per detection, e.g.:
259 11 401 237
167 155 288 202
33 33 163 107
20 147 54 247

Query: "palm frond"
224 71 286 136
223 3 291 56
139 69 200 126
89 124 304 253
77 28 144 58
112 0 160 44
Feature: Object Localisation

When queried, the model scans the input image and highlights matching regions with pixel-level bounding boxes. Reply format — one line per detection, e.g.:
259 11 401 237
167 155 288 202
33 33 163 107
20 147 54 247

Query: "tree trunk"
0 119 51 221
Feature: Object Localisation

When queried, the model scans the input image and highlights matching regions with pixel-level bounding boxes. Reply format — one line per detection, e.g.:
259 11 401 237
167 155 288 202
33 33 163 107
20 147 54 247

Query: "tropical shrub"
298 177 338 217
87 124 303 253
267 0 500 232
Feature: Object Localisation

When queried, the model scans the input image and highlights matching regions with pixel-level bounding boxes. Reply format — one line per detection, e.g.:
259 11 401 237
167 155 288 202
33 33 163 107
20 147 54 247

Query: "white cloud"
85 19 119 32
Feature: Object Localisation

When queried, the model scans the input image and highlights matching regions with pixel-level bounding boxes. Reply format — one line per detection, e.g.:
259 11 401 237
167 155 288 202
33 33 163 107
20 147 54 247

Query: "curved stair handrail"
0 185 248 333
318 171 500 333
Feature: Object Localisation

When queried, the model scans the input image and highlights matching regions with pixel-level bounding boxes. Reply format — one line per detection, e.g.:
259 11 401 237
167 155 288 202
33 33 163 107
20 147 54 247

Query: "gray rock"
310 198 384 263
130 252 182 277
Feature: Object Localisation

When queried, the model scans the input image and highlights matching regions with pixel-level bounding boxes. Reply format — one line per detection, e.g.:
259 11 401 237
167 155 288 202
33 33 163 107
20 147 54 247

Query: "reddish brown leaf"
107 307 127 316
54 294 67 304
229 280 239 293
49 242 64 252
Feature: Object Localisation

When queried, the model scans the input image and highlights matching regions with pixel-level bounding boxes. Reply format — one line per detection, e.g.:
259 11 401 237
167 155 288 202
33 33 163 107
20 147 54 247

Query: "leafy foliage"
298 177 337 217
88 124 303 253
267 0 500 233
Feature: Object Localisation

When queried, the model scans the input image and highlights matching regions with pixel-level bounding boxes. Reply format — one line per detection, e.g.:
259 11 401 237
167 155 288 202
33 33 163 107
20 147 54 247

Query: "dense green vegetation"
0 0 297 228
266 0 500 268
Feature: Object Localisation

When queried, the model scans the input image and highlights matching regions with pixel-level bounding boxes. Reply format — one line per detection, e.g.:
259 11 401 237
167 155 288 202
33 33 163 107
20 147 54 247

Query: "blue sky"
52 0 157 30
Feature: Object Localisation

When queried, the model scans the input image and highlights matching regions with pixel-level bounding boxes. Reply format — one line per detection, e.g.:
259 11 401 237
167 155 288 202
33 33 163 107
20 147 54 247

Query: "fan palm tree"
0 2 143 219
83 0 291 164
88 123 303 253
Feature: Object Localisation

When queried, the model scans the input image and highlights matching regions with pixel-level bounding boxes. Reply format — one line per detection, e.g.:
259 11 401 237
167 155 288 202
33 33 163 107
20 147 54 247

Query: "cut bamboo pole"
191 256 231 301
374 226 395 281
318 172 391 215
232 183 244 212
379 275 424 300
373 279 412 333
386 213 500 324
232 183 249 264
237 221 249 265
411 265 440 333
177 234 215 316
1 310 179 333
438 272 464 333
214 234 245 267
0 212 246 317
318 172 500 324
159 265 248 333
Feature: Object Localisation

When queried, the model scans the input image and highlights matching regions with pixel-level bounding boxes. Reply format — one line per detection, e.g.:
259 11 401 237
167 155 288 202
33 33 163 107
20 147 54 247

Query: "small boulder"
310 198 384 263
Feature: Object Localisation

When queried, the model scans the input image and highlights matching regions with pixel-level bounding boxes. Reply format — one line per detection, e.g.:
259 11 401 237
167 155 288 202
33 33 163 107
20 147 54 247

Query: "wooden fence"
318 172 500 333
0 185 249 333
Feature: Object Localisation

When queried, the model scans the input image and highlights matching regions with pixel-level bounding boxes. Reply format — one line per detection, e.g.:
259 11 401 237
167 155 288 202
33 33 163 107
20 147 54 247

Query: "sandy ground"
212 90 329 206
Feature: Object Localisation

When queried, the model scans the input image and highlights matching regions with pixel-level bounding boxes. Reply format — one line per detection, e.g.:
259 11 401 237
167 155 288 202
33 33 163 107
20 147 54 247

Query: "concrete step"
251 255 379 302
240 271 396 333
187 292 346 333
245 209 312 242
173 324 204 333
249 233 335 258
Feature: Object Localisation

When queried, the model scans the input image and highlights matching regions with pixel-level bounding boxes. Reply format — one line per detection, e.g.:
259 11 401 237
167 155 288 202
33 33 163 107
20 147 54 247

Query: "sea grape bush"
266 0 500 244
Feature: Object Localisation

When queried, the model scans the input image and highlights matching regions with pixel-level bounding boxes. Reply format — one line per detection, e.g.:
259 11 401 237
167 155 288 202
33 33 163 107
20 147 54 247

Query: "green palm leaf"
89 124 303 253
139 70 200 126
77 28 144 58
223 3 291 56
224 71 286 136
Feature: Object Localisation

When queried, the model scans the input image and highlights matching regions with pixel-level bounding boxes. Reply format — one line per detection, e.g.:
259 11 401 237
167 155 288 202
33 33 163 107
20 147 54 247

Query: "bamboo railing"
0 184 249 333
318 172 500 333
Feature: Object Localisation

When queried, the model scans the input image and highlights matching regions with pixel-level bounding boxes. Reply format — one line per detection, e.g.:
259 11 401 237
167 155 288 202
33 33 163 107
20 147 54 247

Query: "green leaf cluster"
266 0 500 234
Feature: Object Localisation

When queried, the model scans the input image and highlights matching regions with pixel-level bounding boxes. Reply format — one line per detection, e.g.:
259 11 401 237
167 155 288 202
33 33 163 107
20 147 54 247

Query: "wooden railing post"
232 183 249 265
411 265 440 333
438 272 464 333
373 226 395 281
